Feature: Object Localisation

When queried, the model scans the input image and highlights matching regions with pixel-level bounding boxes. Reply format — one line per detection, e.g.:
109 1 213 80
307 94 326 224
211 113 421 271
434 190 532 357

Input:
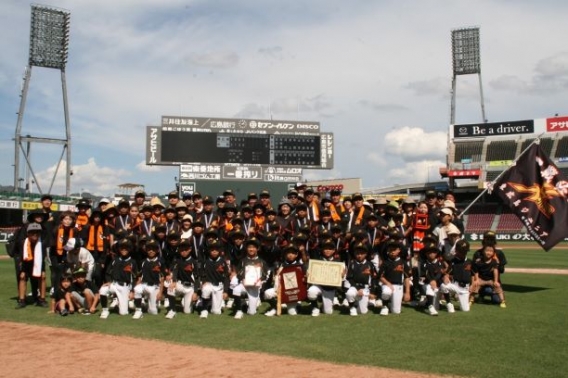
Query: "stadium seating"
464 204 497 233
454 140 484 163
520 138 553 156
495 208 524 232
554 135 568 158
485 140 517 162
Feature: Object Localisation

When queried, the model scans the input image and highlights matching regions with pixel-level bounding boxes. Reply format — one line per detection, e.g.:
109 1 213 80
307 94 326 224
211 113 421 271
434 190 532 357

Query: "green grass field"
1 258 567 378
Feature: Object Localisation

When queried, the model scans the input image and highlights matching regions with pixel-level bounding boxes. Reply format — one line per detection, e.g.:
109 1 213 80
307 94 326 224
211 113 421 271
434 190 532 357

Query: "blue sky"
1 0 567 196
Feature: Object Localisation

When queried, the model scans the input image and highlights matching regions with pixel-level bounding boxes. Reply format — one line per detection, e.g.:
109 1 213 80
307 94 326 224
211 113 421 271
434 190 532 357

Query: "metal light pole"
450 27 486 125
14 4 72 197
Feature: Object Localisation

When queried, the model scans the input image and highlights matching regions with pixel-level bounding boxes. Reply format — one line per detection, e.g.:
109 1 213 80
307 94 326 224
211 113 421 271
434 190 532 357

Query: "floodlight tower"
450 27 486 124
14 4 72 197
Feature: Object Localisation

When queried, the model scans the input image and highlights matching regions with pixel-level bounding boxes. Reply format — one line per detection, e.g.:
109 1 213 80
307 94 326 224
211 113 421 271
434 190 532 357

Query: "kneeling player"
264 245 305 316
345 242 377 316
378 241 411 315
199 241 230 318
99 239 138 319
132 239 166 319
307 239 345 317
165 239 198 319
232 238 270 319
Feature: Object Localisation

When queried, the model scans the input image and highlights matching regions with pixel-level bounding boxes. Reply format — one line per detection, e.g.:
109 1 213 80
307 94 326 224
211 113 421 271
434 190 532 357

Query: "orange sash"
87 225 105 252
56 226 74 256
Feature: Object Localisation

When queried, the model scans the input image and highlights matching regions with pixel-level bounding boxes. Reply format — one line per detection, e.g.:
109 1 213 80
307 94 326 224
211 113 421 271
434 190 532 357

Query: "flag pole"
458 134 545 218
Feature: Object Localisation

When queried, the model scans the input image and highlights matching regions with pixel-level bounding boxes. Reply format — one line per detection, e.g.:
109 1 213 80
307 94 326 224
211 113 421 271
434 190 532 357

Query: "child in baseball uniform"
132 239 166 319
307 239 345 317
440 239 472 312
199 240 230 318
99 239 138 319
378 240 411 315
263 244 305 316
164 239 198 319
421 245 446 316
232 237 270 319
345 242 377 316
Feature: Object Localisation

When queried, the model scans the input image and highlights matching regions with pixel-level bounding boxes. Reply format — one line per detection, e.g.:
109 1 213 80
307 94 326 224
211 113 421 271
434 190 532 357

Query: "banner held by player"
491 142 568 251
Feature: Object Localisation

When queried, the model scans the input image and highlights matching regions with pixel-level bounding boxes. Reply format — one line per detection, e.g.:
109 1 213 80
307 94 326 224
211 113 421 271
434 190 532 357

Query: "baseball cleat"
200 310 209 319
165 310 176 319
311 308 320 317
264 308 276 317
427 305 438 316
287 307 297 316
349 307 358 316
99 309 110 319
380 306 389 316
447 303 455 313
132 309 143 319
234 310 244 320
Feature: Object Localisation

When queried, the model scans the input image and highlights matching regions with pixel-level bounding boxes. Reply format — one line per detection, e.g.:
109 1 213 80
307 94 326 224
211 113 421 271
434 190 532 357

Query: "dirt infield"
0 321 455 378
505 268 568 275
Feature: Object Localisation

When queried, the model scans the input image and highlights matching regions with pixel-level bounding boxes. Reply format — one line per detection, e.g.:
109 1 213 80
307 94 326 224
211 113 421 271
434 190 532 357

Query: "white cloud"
188 51 240 68
33 158 132 196
384 127 447 162
387 160 447 185
302 169 342 182
366 152 388 167
136 160 163 172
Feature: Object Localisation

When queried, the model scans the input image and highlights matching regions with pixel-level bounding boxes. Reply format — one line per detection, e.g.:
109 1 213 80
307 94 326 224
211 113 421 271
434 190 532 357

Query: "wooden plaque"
279 265 307 304
307 260 344 287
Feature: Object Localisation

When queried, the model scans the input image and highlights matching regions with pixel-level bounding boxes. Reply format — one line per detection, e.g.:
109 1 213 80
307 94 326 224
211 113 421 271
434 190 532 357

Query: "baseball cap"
73 267 87 276
135 190 146 198
425 190 436 198
455 239 470 254
259 189 271 198
27 223 42 233
330 188 341 196
439 208 453 216
168 190 179 199
352 193 364 201
63 238 81 251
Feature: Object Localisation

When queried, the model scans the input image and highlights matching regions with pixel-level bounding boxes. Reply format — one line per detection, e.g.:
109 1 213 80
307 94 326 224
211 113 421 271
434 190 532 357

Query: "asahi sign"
453 120 534 139
146 126 161 164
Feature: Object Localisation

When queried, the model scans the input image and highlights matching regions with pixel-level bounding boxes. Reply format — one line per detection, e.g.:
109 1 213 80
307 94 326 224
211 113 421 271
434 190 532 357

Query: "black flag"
492 143 568 251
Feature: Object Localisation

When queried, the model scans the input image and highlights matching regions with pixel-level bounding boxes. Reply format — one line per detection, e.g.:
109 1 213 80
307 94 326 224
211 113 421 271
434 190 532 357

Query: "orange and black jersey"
171 255 199 286
422 259 446 283
139 257 166 286
236 256 270 282
447 257 472 285
379 257 411 285
346 259 377 289
106 256 138 285
200 256 230 292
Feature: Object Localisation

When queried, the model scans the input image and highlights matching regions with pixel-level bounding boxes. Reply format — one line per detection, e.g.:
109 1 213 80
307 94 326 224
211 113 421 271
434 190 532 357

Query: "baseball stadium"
2 5 568 378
